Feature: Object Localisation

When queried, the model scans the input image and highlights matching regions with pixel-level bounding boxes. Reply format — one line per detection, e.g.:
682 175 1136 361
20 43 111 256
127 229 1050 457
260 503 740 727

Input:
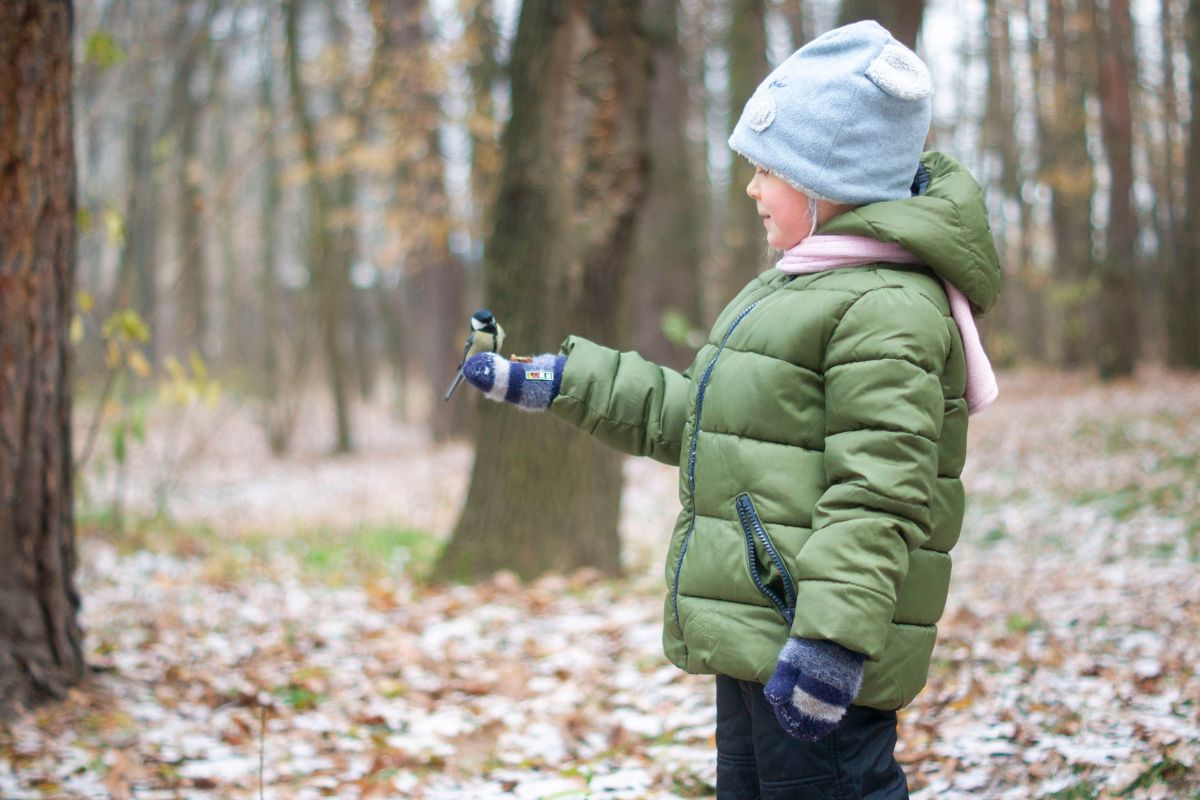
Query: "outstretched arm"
462 335 692 466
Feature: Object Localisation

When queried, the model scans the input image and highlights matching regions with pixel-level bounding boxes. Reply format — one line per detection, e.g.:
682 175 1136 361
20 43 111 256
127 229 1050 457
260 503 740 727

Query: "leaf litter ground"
3 369 1199 798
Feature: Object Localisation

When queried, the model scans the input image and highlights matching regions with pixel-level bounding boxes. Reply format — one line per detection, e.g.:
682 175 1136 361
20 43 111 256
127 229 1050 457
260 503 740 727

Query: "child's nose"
746 174 759 199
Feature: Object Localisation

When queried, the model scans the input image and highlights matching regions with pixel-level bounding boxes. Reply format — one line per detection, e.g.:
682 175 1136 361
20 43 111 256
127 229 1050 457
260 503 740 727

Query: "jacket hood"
817 150 1002 312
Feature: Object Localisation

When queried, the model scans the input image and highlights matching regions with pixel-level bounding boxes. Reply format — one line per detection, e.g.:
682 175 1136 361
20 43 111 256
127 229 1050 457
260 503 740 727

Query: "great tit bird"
444 308 505 400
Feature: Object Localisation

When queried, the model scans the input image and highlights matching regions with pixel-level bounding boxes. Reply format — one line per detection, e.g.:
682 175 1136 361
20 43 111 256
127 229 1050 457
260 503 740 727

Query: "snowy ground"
3 369 1199 798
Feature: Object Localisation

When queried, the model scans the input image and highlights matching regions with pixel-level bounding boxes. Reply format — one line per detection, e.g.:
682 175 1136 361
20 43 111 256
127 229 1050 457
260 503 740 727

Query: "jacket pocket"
735 493 796 626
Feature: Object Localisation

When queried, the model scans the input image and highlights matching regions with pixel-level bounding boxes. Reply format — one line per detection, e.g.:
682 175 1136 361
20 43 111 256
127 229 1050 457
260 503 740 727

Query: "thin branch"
74 365 120 475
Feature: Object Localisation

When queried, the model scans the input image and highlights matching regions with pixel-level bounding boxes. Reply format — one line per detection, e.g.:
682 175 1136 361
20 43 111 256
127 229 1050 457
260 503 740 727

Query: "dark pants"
715 675 909 800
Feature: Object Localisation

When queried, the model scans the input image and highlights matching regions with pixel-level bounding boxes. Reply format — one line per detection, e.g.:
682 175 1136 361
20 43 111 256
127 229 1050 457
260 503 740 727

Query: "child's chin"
768 233 803 251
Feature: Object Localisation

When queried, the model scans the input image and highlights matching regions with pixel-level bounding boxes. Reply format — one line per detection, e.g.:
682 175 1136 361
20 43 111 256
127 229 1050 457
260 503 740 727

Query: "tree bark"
1091 0 1140 378
0 0 86 714
439 0 652 581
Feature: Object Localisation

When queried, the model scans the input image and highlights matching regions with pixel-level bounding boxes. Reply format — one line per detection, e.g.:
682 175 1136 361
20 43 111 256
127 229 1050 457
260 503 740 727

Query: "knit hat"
729 20 933 205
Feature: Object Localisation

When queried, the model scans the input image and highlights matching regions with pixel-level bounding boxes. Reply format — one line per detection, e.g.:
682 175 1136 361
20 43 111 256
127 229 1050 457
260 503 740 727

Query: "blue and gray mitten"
462 352 565 411
764 637 865 741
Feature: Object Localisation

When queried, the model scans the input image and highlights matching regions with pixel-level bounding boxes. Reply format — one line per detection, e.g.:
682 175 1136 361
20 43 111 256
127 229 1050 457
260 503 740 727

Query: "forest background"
1 0 1199 797
63 0 1200 574
68 0 1200 426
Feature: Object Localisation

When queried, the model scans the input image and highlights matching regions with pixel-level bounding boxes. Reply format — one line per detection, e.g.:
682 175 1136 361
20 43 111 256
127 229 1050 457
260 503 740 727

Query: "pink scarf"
776 235 998 415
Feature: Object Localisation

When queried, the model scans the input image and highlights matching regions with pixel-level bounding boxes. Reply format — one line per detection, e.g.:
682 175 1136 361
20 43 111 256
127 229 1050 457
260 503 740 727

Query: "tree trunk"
1037 0 1096 367
374 281 409 416
838 0 925 48
259 15 280 399
464 0 502 249
119 98 159 362
439 0 652 582
630 0 706 369
370 0 467 440
1174 0 1200 367
1091 0 1140 378
782 0 811 47
210 29 243 371
983 0 1042 363
1153 0 1182 366
323 0 376 405
0 0 86 714
257 13 295 455
285 0 354 453
168 0 214 358
720 0 769 303
422 255 468 441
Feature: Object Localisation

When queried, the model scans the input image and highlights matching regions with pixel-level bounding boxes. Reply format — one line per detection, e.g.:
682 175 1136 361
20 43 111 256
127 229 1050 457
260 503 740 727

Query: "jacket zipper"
671 287 781 629
735 493 796 626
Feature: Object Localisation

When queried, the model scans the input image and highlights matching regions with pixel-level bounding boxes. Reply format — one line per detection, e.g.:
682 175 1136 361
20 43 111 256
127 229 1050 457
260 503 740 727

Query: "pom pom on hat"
729 20 933 205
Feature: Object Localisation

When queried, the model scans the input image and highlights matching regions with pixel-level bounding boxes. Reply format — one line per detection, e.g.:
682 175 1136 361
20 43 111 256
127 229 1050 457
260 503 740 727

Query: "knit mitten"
764 637 865 741
462 352 565 412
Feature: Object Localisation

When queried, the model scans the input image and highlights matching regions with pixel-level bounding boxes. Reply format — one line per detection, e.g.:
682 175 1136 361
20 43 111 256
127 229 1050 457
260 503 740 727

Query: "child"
463 20 1000 799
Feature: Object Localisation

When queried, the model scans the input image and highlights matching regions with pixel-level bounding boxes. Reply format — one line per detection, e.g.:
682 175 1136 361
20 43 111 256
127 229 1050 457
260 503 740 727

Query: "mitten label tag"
525 369 555 381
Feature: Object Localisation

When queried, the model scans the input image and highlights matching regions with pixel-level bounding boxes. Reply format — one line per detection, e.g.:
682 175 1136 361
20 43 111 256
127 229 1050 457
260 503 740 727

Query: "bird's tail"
443 369 466 401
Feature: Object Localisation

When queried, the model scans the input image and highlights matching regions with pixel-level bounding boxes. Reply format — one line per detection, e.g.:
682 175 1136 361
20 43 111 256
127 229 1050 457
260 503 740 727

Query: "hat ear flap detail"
865 43 933 101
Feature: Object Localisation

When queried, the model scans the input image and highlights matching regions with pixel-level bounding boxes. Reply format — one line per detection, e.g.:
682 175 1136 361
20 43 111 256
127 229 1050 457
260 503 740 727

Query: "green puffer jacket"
548 152 1001 710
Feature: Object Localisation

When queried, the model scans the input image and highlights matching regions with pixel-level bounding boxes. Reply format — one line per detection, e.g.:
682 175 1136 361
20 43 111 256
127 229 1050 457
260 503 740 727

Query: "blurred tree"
439 0 652 581
324 0 375 404
116 2 160 358
983 0 1043 363
256 7 299 455
370 0 466 441
0 0 86 712
1149 0 1184 365
630 0 706 369
1091 0 1140 378
459 0 503 418
119 97 159 362
168 0 217 358
838 0 924 48
62 0 1200 446
1033 0 1096 366
720 0 769 303
209 7 248 370
1175 0 1200 368
285 0 355 453
781 0 812 45
357 1 411 413
463 0 502 245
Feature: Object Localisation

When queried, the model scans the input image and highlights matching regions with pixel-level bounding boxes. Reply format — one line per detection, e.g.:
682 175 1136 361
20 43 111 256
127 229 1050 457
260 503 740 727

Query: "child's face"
746 166 814 250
